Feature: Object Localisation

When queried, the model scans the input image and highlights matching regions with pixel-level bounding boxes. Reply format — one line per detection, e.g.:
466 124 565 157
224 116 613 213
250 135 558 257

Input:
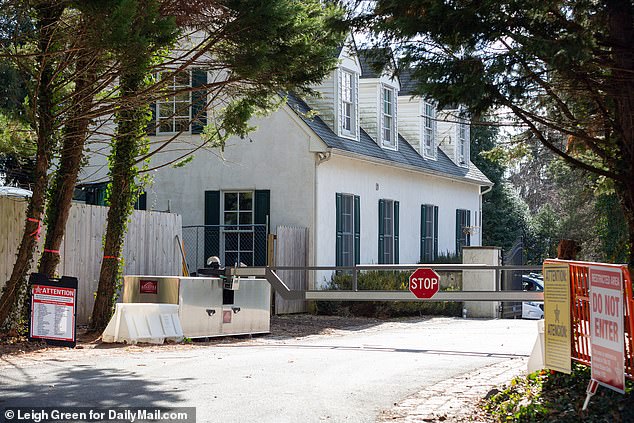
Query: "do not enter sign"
409 268 440 299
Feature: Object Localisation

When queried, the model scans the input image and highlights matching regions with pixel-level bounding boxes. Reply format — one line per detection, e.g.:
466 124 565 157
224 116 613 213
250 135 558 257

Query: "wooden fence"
274 225 308 314
0 197 182 324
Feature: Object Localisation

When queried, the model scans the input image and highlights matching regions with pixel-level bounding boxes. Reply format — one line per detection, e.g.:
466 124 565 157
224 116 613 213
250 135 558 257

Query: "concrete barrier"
527 319 545 373
102 303 184 344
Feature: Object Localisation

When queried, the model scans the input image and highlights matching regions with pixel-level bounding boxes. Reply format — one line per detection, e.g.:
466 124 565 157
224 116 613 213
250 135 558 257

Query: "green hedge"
314 271 462 318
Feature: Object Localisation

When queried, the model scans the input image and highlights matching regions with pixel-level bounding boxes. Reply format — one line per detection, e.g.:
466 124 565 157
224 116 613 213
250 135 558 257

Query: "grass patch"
482 363 634 421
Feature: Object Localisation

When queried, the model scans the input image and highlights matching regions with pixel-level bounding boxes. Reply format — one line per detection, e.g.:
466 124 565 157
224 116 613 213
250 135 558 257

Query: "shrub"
314 270 462 318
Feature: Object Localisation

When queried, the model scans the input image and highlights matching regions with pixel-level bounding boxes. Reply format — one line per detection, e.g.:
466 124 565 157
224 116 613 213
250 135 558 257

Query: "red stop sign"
409 268 440 299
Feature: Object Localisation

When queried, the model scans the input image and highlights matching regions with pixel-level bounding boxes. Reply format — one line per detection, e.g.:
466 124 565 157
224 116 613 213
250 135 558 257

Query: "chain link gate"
181 224 268 274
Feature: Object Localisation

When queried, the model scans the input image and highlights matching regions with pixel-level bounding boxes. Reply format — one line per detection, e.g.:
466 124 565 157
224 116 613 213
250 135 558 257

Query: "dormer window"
339 69 358 139
342 71 353 131
422 101 436 158
458 118 467 165
382 86 396 149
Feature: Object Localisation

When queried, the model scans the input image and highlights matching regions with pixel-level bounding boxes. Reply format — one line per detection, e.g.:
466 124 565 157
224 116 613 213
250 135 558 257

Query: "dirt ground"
0 314 392 357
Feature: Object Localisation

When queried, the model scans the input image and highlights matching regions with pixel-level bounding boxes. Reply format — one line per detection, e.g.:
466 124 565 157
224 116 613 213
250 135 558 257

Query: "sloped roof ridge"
283 92 491 186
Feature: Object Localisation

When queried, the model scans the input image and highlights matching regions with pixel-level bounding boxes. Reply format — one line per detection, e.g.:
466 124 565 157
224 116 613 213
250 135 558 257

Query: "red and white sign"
30 284 76 342
140 279 158 294
409 268 440 299
589 266 625 393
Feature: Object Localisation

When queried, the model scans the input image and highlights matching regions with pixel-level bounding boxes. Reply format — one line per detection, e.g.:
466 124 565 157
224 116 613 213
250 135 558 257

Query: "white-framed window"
381 86 396 149
223 191 254 266
458 118 468 165
422 101 436 158
340 70 356 137
157 70 191 134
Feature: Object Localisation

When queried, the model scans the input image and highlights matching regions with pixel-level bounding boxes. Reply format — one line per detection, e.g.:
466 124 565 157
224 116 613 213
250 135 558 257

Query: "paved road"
0 317 538 422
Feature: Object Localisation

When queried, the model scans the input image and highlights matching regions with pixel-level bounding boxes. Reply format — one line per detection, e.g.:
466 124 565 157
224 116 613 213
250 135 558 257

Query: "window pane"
225 193 238 211
175 72 190 86
224 212 238 225
239 192 253 211
175 118 189 133
239 212 252 225
159 122 173 133
175 92 189 103
159 104 173 118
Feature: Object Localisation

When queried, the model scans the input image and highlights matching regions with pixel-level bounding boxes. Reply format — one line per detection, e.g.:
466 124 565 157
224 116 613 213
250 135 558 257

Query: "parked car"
522 273 544 319
0 186 32 198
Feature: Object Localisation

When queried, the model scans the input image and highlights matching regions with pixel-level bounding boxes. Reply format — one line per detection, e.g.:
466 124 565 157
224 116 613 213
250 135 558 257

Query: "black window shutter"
254 190 270 266
420 205 427 262
354 195 360 265
378 200 385 264
204 190 220 263
455 209 462 255
394 201 399 264
336 193 343 266
191 69 207 135
433 206 439 260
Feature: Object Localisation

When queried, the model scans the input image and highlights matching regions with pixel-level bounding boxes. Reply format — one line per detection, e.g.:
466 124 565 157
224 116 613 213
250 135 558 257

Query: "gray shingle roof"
398 69 420 97
285 93 491 186
358 48 393 79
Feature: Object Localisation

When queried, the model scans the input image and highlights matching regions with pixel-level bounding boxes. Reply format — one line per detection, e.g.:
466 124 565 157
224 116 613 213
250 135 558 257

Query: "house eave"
327 148 493 187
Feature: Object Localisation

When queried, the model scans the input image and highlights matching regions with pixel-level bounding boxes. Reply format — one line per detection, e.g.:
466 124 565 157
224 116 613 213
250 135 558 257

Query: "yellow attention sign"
543 263 572 374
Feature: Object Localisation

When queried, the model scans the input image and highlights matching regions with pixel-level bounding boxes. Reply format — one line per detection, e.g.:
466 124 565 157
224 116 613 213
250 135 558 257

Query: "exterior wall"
146 107 316 232
437 109 458 164
314 154 483 287
397 97 421 153
359 80 380 141
304 71 336 130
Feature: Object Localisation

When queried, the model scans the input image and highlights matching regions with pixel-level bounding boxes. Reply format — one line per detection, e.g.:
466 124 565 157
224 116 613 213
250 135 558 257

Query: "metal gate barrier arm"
227 264 544 302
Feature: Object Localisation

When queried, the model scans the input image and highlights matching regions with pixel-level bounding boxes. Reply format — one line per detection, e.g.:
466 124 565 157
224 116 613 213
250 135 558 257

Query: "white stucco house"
79 41 492 287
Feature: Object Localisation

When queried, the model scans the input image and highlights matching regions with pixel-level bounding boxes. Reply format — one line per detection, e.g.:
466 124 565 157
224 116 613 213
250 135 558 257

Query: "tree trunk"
90 74 146 331
617 183 634 268
0 4 64 330
39 55 97 277
557 240 579 260
607 0 634 268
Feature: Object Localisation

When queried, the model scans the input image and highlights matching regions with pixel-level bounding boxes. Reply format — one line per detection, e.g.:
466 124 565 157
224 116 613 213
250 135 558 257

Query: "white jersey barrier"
102 303 184 344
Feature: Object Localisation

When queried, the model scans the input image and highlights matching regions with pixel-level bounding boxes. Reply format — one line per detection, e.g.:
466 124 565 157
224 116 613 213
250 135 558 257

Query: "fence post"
353 264 358 292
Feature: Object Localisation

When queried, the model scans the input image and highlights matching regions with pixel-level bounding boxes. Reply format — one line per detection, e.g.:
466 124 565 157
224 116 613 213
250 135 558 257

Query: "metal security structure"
554 260 634 380
225 264 545 303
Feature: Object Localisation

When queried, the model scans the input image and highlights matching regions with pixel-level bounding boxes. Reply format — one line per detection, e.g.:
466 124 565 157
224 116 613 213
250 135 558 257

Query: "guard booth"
122 273 270 338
